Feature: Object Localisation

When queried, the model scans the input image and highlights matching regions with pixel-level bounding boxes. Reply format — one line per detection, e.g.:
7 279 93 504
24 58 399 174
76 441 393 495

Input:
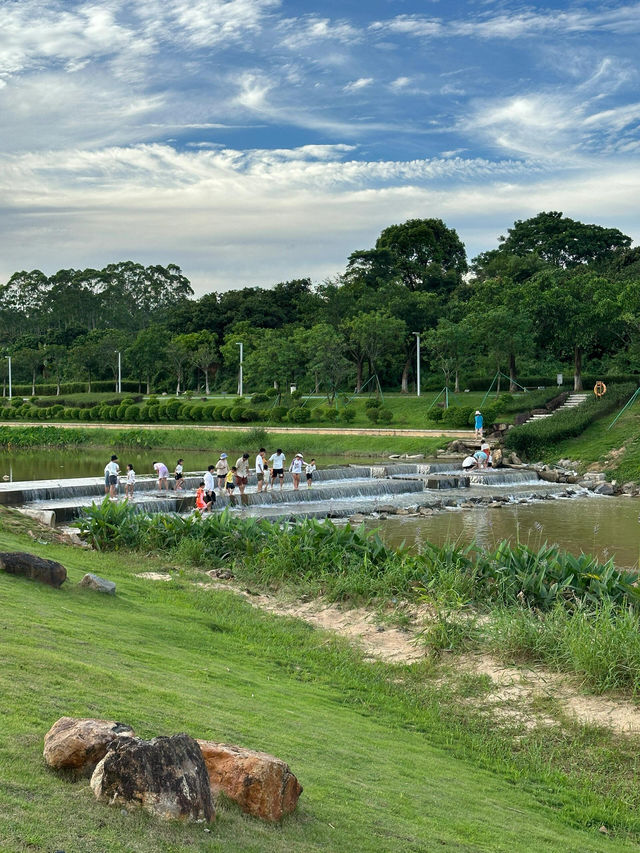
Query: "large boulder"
0 551 66 588
44 717 135 775
90 733 214 822
197 740 302 822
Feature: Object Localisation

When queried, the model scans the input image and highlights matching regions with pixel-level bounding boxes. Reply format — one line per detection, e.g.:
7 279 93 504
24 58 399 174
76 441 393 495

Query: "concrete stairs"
529 393 589 421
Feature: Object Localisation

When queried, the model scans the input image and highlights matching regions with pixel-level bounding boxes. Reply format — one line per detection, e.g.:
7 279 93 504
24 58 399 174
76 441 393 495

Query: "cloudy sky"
1 0 639 294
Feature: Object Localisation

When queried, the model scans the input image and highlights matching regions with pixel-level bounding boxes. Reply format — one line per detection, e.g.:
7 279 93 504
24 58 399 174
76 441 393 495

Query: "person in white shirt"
105 454 120 499
305 458 317 488
174 458 184 490
255 448 267 493
203 465 216 510
125 464 136 498
215 454 229 492
288 453 303 490
153 461 169 491
269 449 286 490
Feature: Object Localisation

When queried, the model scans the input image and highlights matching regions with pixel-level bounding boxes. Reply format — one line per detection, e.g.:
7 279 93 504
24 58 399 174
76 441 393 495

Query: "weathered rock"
44 717 134 775
621 482 638 495
349 514 366 524
508 452 523 466
593 482 615 496
90 734 214 822
197 740 302 822
78 573 116 595
0 551 66 588
491 448 503 467
537 469 559 483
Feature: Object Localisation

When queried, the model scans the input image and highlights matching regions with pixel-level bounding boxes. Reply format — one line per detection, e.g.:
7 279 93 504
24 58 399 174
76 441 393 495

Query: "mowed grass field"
1 526 638 852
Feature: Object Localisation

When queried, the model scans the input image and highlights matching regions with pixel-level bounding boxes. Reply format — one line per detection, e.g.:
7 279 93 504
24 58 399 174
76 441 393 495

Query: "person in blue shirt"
474 410 483 438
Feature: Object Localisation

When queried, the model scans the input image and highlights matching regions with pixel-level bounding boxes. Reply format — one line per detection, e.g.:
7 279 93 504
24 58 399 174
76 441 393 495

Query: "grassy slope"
0 527 637 852
544 404 640 481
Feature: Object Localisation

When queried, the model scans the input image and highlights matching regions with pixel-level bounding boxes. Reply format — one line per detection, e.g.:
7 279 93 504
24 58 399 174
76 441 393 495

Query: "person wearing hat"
215 452 229 493
289 453 304 490
474 410 484 439
105 454 120 499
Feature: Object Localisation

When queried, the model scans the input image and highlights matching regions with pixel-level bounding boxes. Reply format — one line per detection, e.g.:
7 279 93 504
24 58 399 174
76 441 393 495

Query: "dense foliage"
1 212 639 399
77 503 639 611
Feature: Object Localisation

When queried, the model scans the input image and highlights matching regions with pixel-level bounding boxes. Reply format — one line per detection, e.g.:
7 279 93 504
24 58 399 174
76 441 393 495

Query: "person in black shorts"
268 448 286 490
174 458 184 490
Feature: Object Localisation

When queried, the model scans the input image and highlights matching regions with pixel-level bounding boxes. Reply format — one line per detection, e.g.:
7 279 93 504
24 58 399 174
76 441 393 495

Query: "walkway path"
0 421 475 439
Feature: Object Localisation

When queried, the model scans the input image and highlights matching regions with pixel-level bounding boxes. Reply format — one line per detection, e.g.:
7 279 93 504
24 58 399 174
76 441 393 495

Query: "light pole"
114 350 121 393
6 355 11 400
236 342 243 397
413 332 421 397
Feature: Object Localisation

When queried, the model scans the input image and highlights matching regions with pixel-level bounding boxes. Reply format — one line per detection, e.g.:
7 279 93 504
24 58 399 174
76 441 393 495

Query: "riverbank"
2 508 640 850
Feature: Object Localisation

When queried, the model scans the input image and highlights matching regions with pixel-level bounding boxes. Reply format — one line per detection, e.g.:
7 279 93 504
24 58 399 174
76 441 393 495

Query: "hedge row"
503 383 636 459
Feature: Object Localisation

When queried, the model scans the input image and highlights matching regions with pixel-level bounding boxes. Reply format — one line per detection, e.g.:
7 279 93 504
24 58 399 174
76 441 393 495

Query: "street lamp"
236 342 243 397
413 332 421 397
6 355 11 400
114 350 121 394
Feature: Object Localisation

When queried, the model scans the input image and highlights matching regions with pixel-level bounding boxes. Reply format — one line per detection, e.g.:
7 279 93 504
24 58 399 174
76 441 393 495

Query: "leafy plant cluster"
504 382 635 458
77 501 638 612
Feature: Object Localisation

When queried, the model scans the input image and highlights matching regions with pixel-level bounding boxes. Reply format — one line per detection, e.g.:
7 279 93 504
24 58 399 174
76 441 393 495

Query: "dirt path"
181 572 640 737
0 420 473 439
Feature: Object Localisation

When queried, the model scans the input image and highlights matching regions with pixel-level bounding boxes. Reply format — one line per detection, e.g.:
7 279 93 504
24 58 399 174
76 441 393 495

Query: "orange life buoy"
594 381 607 398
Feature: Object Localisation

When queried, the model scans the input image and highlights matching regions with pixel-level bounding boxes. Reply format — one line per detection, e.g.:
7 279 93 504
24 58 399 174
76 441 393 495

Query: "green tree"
342 311 406 391
127 326 168 393
424 318 473 393
295 324 350 402
15 347 43 395
496 211 631 268
42 344 68 395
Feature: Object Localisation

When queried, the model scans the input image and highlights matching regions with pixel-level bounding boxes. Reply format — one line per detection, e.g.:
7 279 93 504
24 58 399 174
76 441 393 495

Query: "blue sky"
1 0 639 294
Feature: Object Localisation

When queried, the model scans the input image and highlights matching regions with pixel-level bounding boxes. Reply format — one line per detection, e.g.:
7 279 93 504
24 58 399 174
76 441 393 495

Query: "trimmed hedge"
503 382 635 459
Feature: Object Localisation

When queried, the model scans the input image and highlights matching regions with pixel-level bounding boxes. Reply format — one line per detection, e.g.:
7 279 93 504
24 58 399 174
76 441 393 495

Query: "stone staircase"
529 393 589 421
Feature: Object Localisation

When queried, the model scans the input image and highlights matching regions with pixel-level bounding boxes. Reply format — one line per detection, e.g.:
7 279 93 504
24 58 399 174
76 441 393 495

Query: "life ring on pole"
593 381 607 398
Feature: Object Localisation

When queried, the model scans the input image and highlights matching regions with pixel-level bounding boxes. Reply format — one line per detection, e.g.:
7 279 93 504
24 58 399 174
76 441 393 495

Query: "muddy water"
371 496 640 568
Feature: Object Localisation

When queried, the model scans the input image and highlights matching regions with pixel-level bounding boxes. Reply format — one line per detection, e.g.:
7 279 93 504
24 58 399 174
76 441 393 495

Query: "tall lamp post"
236 342 243 397
114 350 122 394
413 332 421 397
6 355 11 400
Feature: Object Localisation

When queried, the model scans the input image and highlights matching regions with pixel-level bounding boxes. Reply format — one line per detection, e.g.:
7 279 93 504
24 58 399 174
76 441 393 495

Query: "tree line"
1 212 638 397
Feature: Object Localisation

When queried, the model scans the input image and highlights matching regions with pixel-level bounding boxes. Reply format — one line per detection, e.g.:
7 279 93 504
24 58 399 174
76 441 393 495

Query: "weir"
4 462 574 527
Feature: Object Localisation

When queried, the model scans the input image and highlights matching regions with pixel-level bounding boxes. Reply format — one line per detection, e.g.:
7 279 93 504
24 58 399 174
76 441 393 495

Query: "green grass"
3 521 640 850
545 403 640 482
0 424 448 458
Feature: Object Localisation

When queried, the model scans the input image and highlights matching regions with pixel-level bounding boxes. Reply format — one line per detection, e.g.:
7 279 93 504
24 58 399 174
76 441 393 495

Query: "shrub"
230 406 246 422
287 407 311 424
442 405 474 428
120 396 136 407
265 387 278 398
202 404 217 421
378 408 393 424
271 406 288 422
365 408 379 423
428 407 444 422
139 405 150 421
365 398 383 410
324 408 339 422
125 405 139 421
116 405 127 420
241 407 260 422
339 407 356 423
165 400 182 420
251 393 269 405
190 406 204 422
212 405 226 420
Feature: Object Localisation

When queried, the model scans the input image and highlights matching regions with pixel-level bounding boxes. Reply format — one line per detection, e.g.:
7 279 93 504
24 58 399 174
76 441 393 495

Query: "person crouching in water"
462 455 478 470
195 481 208 512
305 458 316 488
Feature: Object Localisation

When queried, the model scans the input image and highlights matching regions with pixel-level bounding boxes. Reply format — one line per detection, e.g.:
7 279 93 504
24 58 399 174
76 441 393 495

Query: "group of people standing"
104 448 318 510
195 448 317 510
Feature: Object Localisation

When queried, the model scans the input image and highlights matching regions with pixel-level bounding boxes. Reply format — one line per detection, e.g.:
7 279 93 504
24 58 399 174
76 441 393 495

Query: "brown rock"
91 734 214 822
537 469 559 483
44 717 135 775
0 551 67 588
197 740 302 821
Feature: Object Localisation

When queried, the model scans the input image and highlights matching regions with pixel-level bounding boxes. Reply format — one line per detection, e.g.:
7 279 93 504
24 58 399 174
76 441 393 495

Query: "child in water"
305 458 317 488
125 464 136 498
195 481 208 511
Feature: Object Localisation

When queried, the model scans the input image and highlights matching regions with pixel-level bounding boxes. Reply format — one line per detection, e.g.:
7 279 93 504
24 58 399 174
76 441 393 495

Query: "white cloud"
278 15 360 50
344 77 373 93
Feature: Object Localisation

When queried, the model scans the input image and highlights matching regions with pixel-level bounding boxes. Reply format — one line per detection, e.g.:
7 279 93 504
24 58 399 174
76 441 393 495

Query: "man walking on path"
474 410 483 439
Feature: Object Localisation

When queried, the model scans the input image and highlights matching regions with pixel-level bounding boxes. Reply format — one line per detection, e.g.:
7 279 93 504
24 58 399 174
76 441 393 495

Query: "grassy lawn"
1 521 640 851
